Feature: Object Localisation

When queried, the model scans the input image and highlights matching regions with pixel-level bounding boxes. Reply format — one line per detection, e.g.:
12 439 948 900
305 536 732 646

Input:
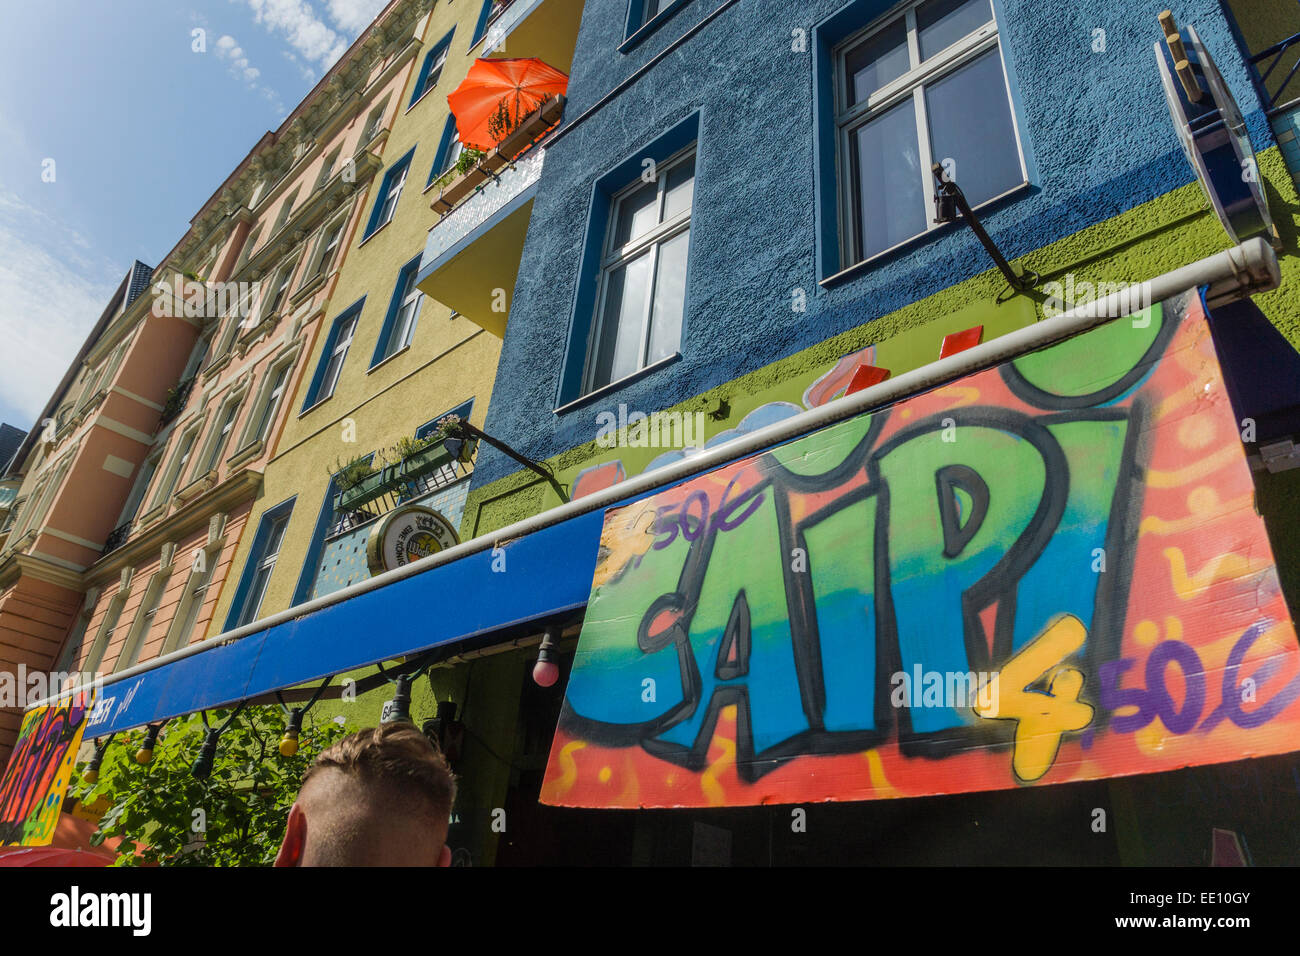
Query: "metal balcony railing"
1247 28 1300 113
326 437 478 539
102 520 132 555
158 375 196 429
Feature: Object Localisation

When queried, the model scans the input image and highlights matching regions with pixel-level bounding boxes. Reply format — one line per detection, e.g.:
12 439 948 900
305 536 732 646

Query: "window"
116 451 160 527
471 0 503 45
199 397 242 475
272 188 300 236
372 257 424 365
428 116 466 187
584 148 695 393
411 30 455 106
85 595 125 674
230 502 294 629
303 300 363 409
152 426 200 507
623 0 686 44
308 218 346 283
834 0 1024 264
163 549 217 653
365 148 415 238
248 362 292 444
53 610 91 675
234 225 262 273
316 148 342 191
116 571 169 671
362 98 389 143
260 256 299 323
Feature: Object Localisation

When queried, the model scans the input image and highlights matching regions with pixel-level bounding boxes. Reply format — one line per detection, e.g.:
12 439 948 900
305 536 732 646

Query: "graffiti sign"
0 691 95 845
541 292 1300 808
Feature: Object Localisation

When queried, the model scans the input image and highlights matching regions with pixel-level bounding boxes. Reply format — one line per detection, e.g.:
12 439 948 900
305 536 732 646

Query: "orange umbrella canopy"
447 57 568 151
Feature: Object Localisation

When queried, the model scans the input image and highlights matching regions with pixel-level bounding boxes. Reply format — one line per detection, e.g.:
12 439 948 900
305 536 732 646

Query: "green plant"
330 454 377 491
72 707 349 867
430 147 486 192
486 98 522 143
390 434 435 462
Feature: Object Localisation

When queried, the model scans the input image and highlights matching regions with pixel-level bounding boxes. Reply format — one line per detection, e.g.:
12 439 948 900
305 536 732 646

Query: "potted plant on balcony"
331 455 385 512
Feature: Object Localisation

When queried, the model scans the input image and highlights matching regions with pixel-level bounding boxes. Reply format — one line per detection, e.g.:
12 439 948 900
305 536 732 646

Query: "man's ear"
275 803 307 867
438 843 452 867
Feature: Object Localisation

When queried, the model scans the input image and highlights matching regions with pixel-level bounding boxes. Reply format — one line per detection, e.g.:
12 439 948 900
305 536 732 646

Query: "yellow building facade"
207 0 505 633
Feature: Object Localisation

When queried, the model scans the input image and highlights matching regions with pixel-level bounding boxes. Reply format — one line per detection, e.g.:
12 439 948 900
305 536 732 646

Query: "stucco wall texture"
472 0 1291 495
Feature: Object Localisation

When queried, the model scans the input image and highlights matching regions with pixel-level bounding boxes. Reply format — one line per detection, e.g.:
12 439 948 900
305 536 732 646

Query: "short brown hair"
303 724 456 821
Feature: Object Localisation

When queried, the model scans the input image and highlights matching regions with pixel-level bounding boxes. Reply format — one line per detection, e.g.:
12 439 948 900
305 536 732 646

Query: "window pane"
645 0 662 20
648 230 689 364
592 252 652 388
852 97 925 259
662 157 695 221
612 181 659 248
925 46 1021 206
917 0 992 60
845 18 909 106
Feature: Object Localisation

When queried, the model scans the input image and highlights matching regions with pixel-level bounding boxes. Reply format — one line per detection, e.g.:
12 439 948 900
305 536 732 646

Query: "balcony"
479 0 585 73
416 97 562 337
158 375 196 429
330 435 478 533
102 520 132 556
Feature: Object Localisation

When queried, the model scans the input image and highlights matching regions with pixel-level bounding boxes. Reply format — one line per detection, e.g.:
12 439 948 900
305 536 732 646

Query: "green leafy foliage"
329 454 378 491
70 706 348 867
431 147 486 193
389 434 436 463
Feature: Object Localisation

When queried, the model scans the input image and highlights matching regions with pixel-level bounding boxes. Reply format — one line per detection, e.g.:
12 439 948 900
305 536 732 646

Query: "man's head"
275 724 457 867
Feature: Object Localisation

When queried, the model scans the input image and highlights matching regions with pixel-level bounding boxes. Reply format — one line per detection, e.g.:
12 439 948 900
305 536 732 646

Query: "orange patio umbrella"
447 57 569 152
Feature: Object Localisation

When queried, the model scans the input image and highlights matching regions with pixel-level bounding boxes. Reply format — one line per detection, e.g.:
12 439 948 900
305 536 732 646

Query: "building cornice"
86 468 264 584
0 551 85 593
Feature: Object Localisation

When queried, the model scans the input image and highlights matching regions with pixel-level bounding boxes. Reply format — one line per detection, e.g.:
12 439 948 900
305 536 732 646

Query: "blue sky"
0 0 391 434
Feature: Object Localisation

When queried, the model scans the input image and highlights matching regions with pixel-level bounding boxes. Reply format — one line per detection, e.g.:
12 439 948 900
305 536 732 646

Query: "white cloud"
214 33 284 115
243 0 350 67
0 191 119 425
326 0 388 34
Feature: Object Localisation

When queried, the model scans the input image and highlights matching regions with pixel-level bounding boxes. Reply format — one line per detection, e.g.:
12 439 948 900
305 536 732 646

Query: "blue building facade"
463 0 1291 495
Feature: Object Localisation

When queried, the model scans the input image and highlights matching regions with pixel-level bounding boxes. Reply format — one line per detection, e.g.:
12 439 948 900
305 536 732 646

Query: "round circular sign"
366 505 459 574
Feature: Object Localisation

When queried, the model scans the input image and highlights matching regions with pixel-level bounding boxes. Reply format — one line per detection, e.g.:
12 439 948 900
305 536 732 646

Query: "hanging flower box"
431 95 566 215
334 470 387 513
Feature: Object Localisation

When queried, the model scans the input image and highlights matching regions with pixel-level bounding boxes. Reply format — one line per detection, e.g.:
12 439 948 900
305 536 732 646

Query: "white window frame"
307 217 346 284
198 393 245 476
115 571 169 672
163 547 218 654
272 187 300 236
316 312 360 401
116 450 162 527
85 594 125 674
244 360 293 448
316 147 342 192
237 512 290 628
833 0 1026 267
374 160 410 233
151 422 202 509
259 254 300 326
582 145 696 395
381 268 423 361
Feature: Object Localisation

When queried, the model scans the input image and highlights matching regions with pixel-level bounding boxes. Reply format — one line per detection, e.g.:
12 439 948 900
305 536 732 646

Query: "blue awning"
84 507 607 736
36 239 1279 741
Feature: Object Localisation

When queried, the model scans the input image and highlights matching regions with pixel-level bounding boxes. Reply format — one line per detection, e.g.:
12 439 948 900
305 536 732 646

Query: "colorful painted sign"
541 292 1300 808
0 690 95 845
